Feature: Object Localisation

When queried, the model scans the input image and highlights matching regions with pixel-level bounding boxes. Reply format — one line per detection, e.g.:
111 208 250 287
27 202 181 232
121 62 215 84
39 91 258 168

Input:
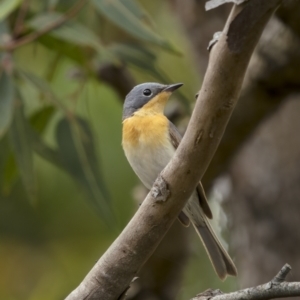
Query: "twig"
192 264 300 300
271 263 292 284
13 0 31 37
2 0 88 51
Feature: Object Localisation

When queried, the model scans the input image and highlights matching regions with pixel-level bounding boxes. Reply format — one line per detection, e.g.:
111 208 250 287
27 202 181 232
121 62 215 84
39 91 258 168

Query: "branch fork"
192 264 300 300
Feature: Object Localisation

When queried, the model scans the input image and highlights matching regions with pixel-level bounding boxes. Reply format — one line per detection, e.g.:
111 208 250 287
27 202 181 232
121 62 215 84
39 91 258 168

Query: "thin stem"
13 0 31 37
3 0 88 52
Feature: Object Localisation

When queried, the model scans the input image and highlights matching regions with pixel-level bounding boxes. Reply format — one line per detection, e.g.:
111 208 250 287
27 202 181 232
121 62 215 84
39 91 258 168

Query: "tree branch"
192 264 300 300
2 0 88 51
169 1 300 187
13 0 31 37
205 12 300 185
65 1 281 299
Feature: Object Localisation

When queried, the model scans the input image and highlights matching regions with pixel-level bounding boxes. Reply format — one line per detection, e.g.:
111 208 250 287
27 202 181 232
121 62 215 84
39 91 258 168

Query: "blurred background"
0 0 300 299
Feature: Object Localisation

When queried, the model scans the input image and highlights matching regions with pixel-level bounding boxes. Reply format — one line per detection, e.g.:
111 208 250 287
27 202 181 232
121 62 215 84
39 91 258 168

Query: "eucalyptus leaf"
2 152 18 196
28 106 62 167
0 68 14 139
92 0 179 53
28 12 103 51
9 94 37 206
109 43 168 82
121 0 152 23
18 69 63 109
0 0 22 22
29 127 63 168
110 44 190 110
56 117 113 224
37 35 86 65
47 0 60 10
111 43 157 75
30 106 55 134
205 0 248 10
110 43 173 81
0 20 10 40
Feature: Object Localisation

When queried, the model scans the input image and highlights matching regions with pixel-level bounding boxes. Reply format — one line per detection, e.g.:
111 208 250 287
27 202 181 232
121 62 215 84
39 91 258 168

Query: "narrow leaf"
9 94 37 205
30 127 63 168
0 0 22 22
111 44 190 110
111 43 156 72
18 69 63 110
121 0 152 23
28 106 63 167
2 152 18 196
47 0 60 10
37 35 86 65
0 19 10 37
56 117 113 224
0 68 14 139
28 12 103 51
30 106 55 134
92 0 179 53
205 0 248 10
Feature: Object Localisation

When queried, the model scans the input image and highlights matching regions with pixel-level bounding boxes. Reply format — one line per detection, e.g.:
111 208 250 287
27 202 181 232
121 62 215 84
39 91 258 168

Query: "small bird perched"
122 82 237 280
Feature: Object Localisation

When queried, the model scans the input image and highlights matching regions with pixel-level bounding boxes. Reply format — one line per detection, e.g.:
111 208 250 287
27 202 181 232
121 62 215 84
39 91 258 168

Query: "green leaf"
0 67 14 139
92 0 179 53
111 43 158 76
18 69 64 110
28 12 103 51
30 106 55 135
9 93 37 206
56 117 113 224
19 69 55 96
0 0 22 22
47 0 60 10
30 127 63 168
2 152 18 196
110 43 190 110
0 19 10 37
37 35 86 65
121 0 152 23
29 106 63 167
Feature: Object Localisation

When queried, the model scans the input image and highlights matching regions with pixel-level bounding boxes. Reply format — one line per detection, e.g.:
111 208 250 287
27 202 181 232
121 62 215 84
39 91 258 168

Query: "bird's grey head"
122 82 183 120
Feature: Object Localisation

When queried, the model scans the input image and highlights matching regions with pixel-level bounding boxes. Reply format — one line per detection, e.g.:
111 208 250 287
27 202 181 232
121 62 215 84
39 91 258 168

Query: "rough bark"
126 219 190 300
171 3 300 298
170 0 300 186
191 265 300 300
65 2 280 299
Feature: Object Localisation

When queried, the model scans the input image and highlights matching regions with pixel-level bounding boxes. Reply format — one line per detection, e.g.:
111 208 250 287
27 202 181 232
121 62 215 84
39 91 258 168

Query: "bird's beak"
163 83 183 93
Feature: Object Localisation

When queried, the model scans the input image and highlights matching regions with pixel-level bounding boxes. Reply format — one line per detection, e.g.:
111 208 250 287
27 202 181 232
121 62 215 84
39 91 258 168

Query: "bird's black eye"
143 89 152 96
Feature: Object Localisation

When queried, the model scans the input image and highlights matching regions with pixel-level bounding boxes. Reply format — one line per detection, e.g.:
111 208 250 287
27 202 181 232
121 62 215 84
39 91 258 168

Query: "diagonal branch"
2 0 88 52
13 0 31 37
192 264 300 300
65 1 281 300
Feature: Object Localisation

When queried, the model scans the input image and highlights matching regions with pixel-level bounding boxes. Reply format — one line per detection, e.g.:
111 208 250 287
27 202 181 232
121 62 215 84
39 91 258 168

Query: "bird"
122 82 237 280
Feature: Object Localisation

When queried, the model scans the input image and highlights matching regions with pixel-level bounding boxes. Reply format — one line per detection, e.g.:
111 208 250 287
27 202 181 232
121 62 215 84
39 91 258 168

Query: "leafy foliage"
0 65 14 138
0 1 229 299
0 0 184 222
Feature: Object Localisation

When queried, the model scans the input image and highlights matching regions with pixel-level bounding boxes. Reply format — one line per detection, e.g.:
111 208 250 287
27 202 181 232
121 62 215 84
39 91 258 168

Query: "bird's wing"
168 121 213 219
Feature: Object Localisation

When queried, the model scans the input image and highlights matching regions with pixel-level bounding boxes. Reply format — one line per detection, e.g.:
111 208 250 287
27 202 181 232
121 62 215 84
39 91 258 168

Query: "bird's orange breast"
122 114 169 149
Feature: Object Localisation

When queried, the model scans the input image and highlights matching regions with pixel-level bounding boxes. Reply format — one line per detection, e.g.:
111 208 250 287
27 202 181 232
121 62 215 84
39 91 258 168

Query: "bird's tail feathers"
192 221 237 280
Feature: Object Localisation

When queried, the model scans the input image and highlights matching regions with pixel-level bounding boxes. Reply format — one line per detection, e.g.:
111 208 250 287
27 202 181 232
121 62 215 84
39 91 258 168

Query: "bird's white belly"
124 141 175 189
